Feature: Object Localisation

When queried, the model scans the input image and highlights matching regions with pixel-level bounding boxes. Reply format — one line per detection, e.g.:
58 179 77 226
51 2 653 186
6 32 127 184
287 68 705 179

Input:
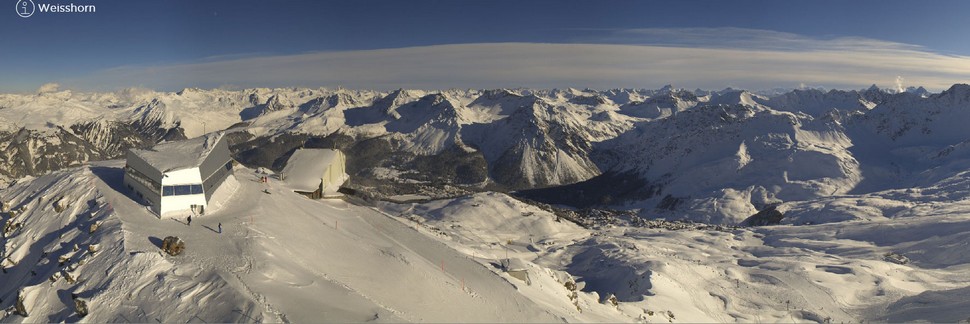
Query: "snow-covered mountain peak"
478 88 521 100
765 88 873 116
707 90 767 108
568 94 613 107
936 83 970 103
905 86 931 97
324 92 365 109
617 90 700 119
601 88 644 105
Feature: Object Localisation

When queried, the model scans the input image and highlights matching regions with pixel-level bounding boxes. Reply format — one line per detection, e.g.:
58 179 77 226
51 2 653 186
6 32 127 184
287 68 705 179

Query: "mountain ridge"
1 84 967 225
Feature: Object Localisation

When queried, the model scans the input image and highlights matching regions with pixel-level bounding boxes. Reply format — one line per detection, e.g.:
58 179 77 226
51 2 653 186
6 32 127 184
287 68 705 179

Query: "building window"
174 185 192 195
124 165 161 195
163 184 204 196
226 161 232 170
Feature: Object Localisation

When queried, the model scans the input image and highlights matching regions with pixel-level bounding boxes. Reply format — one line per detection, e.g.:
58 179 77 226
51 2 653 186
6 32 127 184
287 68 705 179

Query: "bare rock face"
742 205 784 226
606 294 619 307
88 221 102 234
14 290 28 317
161 236 185 256
884 252 910 265
73 295 89 318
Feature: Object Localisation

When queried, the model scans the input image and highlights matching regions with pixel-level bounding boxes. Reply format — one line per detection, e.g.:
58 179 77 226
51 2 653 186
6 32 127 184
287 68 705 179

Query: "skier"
187 215 192 226
218 222 222 234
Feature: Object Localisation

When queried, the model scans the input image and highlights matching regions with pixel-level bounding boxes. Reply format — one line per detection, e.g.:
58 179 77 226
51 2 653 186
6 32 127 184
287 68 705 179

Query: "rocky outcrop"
14 290 28 317
161 236 185 256
742 205 784 226
72 294 88 318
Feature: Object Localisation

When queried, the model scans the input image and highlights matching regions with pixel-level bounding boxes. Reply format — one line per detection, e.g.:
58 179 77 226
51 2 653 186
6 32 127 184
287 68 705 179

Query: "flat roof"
130 132 225 173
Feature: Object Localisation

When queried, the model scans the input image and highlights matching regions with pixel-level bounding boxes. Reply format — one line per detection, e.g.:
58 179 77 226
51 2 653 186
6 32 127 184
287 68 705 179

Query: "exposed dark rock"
70 120 153 158
0 127 102 180
14 290 28 317
742 205 785 226
884 252 910 265
72 294 88 318
656 194 684 211
161 236 185 256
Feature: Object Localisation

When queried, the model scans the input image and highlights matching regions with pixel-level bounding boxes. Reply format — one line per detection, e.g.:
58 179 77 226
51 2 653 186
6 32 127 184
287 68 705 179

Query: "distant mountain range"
2 84 968 224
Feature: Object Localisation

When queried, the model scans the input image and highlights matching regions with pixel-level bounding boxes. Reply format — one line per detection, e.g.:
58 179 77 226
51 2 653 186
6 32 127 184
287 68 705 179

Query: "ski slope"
0 162 628 322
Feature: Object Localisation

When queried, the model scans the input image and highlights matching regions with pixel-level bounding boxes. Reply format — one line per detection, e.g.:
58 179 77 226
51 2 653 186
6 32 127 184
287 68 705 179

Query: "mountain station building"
123 132 234 217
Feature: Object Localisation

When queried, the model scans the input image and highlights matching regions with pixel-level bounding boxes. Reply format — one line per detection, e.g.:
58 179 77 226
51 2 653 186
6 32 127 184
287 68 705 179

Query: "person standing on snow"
218 222 222 234
187 215 192 226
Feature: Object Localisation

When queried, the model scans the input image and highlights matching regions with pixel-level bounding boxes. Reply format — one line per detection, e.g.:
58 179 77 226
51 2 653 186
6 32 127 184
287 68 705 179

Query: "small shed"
281 148 348 199
501 258 531 285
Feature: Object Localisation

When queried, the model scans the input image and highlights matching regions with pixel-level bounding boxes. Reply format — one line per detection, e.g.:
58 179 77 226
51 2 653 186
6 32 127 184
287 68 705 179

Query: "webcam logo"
16 0 35 18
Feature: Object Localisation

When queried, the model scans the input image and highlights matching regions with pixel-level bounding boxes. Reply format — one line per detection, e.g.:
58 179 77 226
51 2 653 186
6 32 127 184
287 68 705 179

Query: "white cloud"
60 30 970 92
36 82 60 93
576 27 926 53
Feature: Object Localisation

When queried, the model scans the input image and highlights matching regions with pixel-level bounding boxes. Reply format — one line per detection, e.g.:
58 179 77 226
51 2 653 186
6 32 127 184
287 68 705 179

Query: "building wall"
159 168 206 217
296 188 322 200
125 150 163 182
202 160 233 201
199 136 234 201
123 172 161 214
160 194 207 216
199 136 232 181
162 168 202 185
321 150 348 196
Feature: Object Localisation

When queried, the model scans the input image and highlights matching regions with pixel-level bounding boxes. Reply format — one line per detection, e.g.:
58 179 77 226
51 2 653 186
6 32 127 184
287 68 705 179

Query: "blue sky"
3 0 970 92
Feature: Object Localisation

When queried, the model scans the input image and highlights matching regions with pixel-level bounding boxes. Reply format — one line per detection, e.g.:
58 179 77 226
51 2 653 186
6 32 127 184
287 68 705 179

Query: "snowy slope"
764 88 874 117
5 162 969 322
0 165 273 322
600 100 861 223
376 191 970 323
1 162 623 322
462 96 634 189
617 89 700 119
